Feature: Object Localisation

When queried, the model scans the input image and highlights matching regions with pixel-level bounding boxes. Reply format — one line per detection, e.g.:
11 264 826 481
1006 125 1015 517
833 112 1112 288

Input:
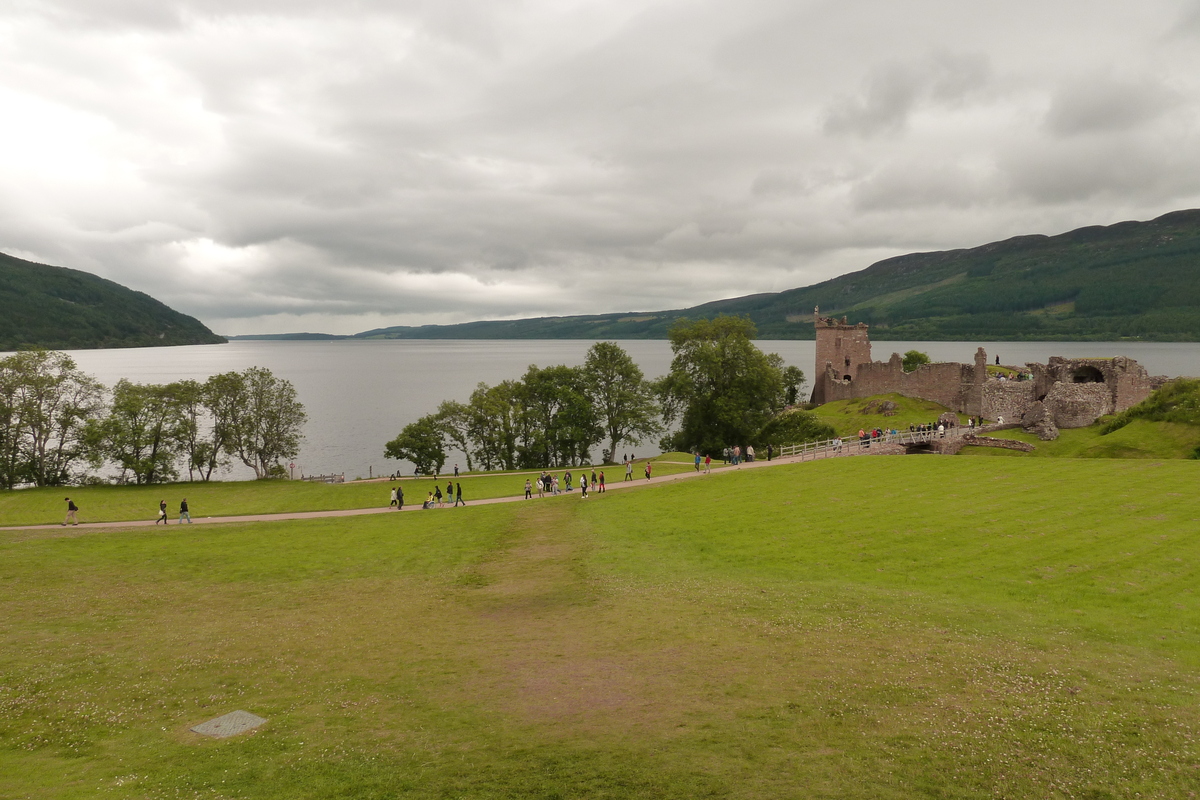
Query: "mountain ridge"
238 208 1199 342
0 252 226 351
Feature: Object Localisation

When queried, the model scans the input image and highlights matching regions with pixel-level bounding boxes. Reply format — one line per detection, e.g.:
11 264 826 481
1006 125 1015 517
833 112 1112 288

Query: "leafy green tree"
582 342 661 463
434 400 475 473
0 361 20 489
755 409 836 447
656 316 787 455
781 365 806 406
519 364 601 468
214 367 307 479
902 350 931 373
85 380 186 484
466 380 523 471
384 415 447 476
0 350 103 487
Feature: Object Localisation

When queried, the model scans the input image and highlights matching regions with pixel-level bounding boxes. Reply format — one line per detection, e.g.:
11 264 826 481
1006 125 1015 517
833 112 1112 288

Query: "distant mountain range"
232 209 1200 342
0 252 224 351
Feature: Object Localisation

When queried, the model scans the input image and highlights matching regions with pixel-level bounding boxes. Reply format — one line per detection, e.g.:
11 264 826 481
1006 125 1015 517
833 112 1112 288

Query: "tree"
755 409 836 447
86 380 186 484
216 367 307 479
656 316 788 455
781 366 806 406
0 350 103 487
582 342 661 463
385 415 446 475
434 400 475 472
902 350 931 373
466 380 523 471
519 364 602 467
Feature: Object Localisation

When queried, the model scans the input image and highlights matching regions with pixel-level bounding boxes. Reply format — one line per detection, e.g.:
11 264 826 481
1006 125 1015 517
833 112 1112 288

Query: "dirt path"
0 446 879 534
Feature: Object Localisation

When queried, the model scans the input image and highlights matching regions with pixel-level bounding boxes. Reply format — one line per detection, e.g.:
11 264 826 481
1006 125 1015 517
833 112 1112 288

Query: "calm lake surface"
53 339 1200 480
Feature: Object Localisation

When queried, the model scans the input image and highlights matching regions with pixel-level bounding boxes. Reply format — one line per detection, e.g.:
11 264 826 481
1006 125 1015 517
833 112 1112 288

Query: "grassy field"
0 455 703 528
812 393 954 436
3 456 1199 798
961 418 1200 459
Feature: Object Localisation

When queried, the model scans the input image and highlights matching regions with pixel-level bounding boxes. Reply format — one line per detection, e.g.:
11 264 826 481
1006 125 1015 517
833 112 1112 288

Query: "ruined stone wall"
1044 382 1114 428
817 358 979 412
981 381 1036 423
1108 356 1154 412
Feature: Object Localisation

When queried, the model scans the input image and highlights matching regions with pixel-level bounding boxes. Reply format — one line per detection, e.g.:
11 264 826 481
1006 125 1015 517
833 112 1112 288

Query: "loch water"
53 339 1200 480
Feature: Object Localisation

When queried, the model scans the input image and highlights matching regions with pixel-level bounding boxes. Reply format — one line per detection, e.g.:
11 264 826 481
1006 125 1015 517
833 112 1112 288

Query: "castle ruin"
811 308 1159 436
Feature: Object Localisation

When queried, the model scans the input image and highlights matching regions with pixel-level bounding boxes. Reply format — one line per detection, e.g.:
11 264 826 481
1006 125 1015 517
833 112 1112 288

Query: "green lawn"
3 456 1199 798
0 456 697 528
812 392 954 436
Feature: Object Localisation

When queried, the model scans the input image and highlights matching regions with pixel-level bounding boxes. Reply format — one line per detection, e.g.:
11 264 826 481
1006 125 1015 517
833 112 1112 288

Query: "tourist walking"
156 499 168 525
747 445 755 463
598 470 605 492
537 472 546 498
389 487 398 507
644 461 652 480
767 444 773 462
524 478 533 499
625 459 633 481
455 483 464 507
580 475 589 498
446 482 454 506
565 471 573 492
179 498 192 524
454 464 459 478
62 497 79 526
397 486 404 510
552 475 560 495
434 486 443 507
591 468 597 488
694 452 701 471
704 454 711 473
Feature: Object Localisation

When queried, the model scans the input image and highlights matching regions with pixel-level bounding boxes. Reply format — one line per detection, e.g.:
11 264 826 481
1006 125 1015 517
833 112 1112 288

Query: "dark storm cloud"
2 0 1200 333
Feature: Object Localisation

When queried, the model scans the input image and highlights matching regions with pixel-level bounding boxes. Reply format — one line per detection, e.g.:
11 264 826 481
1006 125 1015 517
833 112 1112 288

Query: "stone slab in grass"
190 710 267 738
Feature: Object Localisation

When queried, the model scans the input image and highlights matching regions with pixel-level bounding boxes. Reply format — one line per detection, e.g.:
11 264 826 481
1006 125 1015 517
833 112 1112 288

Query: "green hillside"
354 209 1200 341
0 252 225 351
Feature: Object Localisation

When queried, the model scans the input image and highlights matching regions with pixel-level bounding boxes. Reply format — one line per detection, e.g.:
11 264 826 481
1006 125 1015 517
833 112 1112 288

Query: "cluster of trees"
0 350 306 488
386 318 812 474
386 342 661 475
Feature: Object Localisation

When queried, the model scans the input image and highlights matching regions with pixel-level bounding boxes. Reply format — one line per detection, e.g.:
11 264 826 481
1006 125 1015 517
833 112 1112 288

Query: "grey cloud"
3 1 1200 335
823 52 992 137
1045 75 1179 136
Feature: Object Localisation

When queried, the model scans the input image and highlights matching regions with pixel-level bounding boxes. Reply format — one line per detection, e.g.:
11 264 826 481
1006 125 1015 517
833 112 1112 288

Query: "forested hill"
351 209 1200 341
0 252 225 351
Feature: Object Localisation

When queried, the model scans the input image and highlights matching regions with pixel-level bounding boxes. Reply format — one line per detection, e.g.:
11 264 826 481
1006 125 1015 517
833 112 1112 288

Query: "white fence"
776 426 970 461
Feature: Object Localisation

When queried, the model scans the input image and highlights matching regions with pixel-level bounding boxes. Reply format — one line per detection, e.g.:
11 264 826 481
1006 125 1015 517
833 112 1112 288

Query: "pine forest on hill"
344 209 1200 342
0 252 225 351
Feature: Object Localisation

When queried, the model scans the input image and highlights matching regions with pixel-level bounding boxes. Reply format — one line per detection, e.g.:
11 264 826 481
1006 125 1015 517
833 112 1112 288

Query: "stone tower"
812 307 872 404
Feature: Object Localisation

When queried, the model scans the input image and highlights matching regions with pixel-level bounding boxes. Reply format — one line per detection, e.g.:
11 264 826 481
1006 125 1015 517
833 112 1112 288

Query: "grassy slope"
962 419 1200 459
2 457 1199 798
811 392 952 437
0 456 703 527
0 252 225 350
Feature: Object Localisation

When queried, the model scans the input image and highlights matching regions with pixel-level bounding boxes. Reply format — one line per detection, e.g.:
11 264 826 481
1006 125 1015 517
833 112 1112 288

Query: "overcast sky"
4 1 1200 335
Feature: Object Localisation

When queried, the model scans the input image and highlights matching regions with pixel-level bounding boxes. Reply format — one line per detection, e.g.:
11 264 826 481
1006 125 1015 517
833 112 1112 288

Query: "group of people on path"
60 496 193 527
525 467 608 499
155 498 192 524
391 481 465 510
